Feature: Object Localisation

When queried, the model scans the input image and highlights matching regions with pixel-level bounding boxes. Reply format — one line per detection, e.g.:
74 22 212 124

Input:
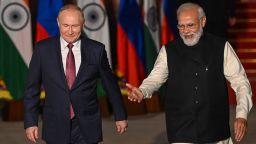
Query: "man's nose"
183 27 191 33
68 27 73 34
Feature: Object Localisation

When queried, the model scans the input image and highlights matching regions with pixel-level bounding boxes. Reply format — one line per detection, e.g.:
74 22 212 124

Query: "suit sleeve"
24 45 42 129
98 46 127 121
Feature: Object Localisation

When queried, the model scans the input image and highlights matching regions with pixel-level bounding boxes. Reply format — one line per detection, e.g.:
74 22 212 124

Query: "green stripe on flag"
97 79 106 97
0 25 28 100
144 24 158 74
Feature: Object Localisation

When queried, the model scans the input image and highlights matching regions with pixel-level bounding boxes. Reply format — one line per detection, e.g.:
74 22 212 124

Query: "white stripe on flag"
0 0 32 66
77 0 111 67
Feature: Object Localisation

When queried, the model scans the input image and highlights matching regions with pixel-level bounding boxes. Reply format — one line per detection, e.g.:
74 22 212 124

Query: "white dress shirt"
139 42 253 144
60 37 81 76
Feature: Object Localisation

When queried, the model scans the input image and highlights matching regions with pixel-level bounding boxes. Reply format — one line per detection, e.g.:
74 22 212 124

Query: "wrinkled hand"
115 120 128 134
126 83 144 103
25 126 38 143
234 118 247 142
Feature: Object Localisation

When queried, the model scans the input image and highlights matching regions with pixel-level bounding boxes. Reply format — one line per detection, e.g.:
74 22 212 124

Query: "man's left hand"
115 120 128 134
234 118 247 142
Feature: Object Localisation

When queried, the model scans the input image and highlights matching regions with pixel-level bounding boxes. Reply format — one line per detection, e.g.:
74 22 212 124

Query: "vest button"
194 86 198 90
195 100 199 104
195 73 198 77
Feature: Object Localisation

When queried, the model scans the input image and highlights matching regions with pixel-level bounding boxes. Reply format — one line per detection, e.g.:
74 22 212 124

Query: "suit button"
195 73 198 77
194 86 198 90
195 100 199 104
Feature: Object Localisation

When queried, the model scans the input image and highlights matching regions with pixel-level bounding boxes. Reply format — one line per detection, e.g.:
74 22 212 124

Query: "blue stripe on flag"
37 0 63 36
118 0 145 65
163 0 178 36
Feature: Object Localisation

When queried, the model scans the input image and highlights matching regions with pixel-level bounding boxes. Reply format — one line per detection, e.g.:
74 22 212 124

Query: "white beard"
180 27 203 46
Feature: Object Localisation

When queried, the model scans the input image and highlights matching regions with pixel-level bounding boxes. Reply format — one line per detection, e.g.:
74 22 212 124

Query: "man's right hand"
25 126 38 143
126 83 144 103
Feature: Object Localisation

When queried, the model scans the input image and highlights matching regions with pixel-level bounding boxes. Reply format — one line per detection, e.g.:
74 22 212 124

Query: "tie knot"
67 43 73 49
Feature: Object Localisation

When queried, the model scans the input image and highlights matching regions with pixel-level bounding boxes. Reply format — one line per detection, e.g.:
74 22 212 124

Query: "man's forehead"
178 11 198 21
178 8 198 17
178 15 198 23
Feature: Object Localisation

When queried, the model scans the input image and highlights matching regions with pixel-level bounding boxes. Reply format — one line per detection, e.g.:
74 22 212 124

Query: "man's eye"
177 25 185 29
187 24 195 28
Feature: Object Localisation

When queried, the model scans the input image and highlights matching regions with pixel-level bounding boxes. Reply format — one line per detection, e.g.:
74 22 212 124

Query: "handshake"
125 83 144 103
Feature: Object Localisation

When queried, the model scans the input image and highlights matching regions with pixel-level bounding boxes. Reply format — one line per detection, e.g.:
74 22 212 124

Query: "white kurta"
139 42 253 144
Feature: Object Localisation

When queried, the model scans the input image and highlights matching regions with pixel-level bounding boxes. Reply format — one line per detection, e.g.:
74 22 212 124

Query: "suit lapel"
71 38 89 90
54 37 69 91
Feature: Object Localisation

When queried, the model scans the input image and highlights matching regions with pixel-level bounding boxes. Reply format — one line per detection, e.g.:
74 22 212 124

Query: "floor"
0 106 255 144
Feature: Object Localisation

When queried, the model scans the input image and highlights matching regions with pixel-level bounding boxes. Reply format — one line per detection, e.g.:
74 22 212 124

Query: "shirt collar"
60 36 80 50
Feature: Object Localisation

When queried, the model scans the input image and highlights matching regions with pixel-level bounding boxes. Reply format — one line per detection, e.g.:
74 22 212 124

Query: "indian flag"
0 0 32 100
77 0 111 97
143 0 160 74
77 0 111 67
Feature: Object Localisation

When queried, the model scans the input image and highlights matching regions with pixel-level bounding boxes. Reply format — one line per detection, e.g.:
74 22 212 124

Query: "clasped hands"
126 83 144 103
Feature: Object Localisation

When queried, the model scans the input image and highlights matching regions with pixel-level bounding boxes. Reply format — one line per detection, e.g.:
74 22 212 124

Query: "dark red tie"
66 43 75 119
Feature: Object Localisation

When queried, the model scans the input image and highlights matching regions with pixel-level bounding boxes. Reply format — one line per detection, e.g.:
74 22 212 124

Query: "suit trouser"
46 117 97 144
69 117 88 144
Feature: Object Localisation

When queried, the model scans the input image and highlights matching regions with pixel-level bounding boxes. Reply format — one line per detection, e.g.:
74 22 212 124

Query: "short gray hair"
57 4 85 23
177 3 205 20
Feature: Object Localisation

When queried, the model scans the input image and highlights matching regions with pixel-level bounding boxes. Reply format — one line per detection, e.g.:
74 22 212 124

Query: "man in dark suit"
24 4 128 144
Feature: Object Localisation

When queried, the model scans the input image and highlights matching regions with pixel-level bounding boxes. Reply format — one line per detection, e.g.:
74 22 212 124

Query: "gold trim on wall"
236 18 256 23
241 59 256 63
237 49 256 53
236 9 256 13
228 28 256 33
229 38 256 42
246 69 256 74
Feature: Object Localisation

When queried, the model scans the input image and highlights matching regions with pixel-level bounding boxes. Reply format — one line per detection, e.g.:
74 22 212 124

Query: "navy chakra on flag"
1 3 29 31
82 3 106 31
147 6 158 32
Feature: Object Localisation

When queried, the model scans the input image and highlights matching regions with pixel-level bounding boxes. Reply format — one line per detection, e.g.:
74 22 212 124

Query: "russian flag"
35 0 63 99
161 0 177 45
36 0 63 42
117 0 145 87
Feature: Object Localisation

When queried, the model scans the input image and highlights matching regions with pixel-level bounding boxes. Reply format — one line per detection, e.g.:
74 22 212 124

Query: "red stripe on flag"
117 24 145 87
36 22 50 42
161 16 175 45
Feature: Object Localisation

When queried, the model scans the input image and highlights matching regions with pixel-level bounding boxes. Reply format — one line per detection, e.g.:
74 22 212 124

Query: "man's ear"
201 16 206 28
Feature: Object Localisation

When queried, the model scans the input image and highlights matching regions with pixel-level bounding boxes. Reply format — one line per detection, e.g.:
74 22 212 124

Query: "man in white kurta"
126 3 252 144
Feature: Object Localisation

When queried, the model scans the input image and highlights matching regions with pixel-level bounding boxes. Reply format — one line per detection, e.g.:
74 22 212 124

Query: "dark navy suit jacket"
24 36 127 143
